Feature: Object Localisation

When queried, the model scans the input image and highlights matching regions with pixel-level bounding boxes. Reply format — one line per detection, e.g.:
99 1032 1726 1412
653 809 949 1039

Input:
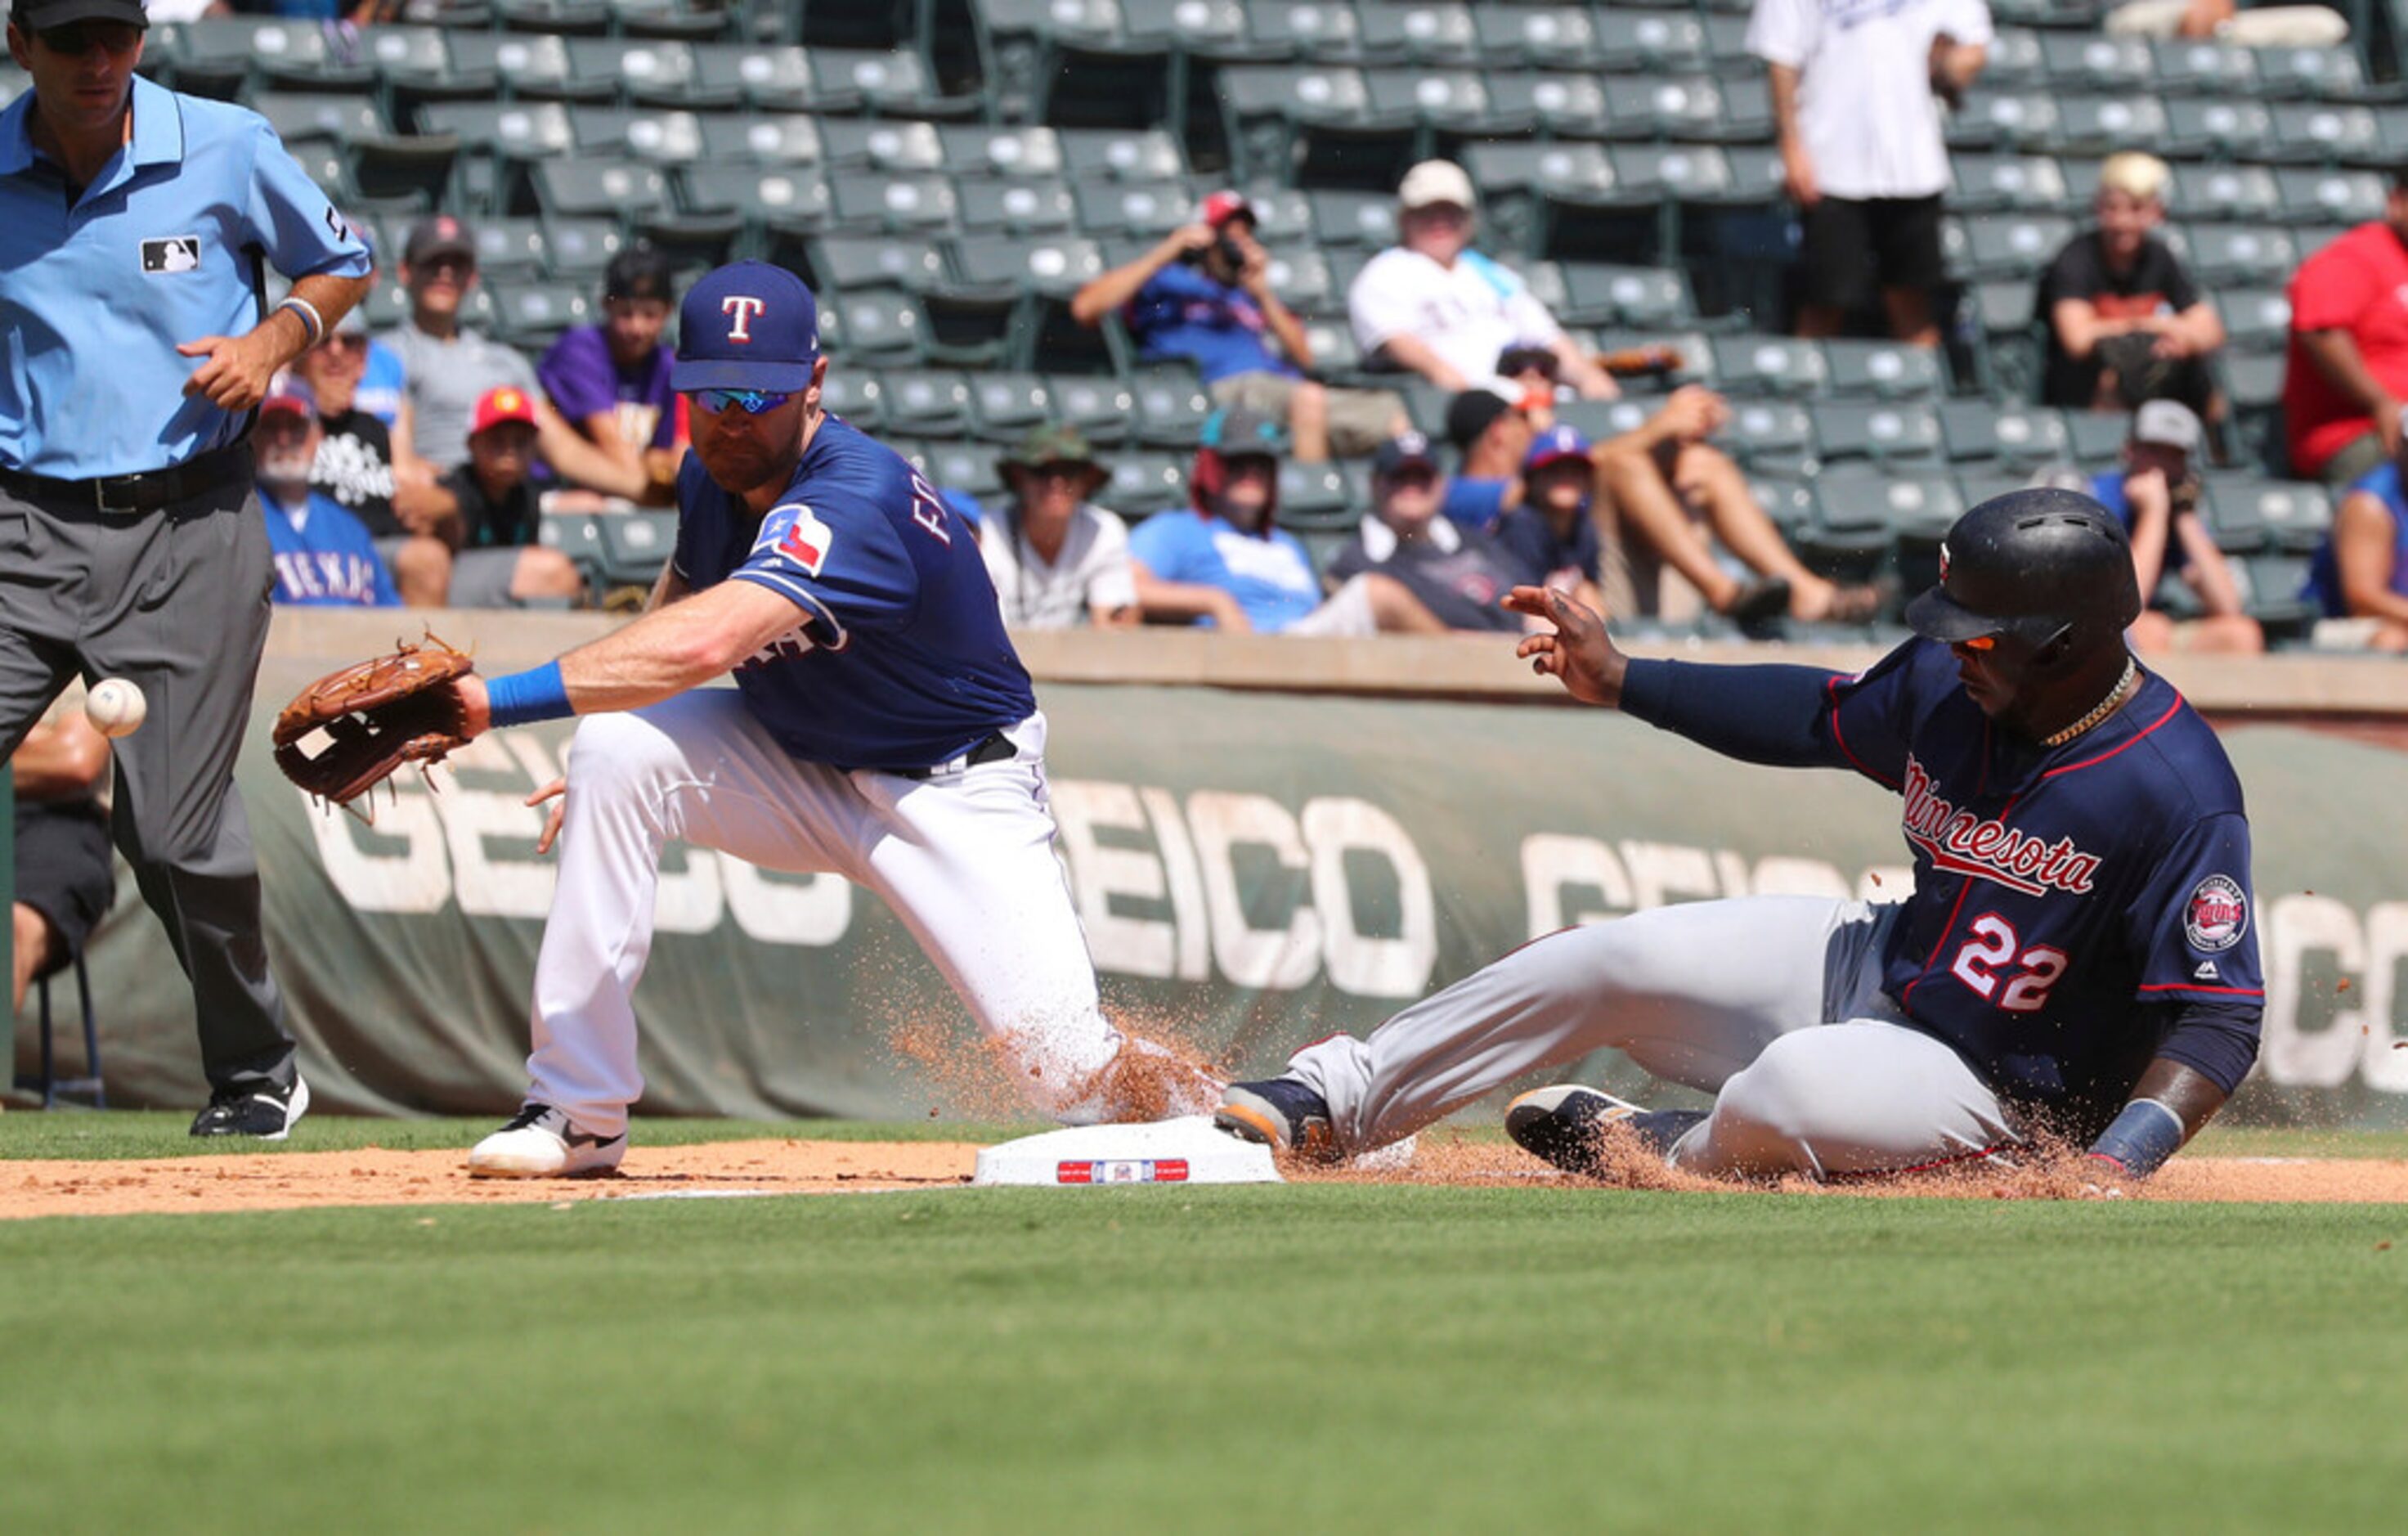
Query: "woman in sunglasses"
449 263 1219 1178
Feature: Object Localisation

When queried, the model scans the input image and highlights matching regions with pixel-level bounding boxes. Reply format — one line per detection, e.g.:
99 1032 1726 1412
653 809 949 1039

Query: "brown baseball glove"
272 634 477 806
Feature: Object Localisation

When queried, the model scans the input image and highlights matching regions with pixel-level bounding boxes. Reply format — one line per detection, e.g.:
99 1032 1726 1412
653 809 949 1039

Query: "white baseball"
85 678 147 739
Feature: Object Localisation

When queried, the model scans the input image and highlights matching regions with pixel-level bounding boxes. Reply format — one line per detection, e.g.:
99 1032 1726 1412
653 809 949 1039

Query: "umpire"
0 1 373 1134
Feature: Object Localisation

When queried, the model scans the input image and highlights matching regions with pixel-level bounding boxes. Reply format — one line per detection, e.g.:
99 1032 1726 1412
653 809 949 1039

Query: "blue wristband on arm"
485 660 574 729
2087 1099 2186 1179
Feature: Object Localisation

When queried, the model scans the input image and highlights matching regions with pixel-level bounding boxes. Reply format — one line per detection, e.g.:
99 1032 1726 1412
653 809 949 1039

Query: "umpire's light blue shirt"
0 75 372 478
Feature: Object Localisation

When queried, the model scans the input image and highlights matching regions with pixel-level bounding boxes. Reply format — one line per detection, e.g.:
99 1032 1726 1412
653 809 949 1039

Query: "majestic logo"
1899 757 2101 896
2184 874 2248 952
721 294 766 342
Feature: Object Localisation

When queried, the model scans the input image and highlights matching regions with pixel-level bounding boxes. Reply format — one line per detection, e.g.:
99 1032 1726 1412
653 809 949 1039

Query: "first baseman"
1219 491 2262 1188
0 0 373 1136
456 262 1219 1178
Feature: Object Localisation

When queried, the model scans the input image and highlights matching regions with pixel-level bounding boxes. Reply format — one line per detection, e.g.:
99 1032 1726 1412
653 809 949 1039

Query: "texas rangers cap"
1373 430 1438 477
2132 398 2204 455
1523 424 1592 474
470 385 538 438
403 215 475 267
16 1 149 29
671 261 819 393
1196 191 1256 230
258 374 316 420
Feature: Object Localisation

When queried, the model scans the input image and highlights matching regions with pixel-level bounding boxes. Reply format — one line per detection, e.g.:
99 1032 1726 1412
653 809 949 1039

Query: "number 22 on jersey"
1950 914 2068 1013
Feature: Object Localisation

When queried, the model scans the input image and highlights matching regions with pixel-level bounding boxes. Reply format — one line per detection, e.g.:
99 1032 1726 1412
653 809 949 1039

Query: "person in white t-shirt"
1347 160 1618 401
1749 0 1992 348
978 425 1140 630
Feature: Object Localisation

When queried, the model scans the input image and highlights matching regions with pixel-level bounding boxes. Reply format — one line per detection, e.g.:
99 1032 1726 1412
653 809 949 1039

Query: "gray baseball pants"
1285 896 2023 1179
0 474 293 1094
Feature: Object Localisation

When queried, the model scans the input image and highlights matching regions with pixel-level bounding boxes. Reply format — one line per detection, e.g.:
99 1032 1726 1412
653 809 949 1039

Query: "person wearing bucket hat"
1128 404 1443 635
979 424 1138 629
1347 160 1617 401
1070 189 1407 461
1220 486 2261 1204
455 261 1218 1177
2083 399 2261 654
1324 431 1522 632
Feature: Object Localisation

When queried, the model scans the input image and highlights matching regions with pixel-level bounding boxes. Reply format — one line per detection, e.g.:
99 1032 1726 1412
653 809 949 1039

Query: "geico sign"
2261 894 2408 1092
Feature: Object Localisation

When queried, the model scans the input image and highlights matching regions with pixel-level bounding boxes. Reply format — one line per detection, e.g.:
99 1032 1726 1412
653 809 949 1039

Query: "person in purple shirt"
1220 490 2260 1199
1070 191 1404 462
536 243 681 504
254 377 398 608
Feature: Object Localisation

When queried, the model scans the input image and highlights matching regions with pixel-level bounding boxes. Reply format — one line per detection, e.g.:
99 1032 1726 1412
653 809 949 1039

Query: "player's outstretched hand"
527 776 568 855
1503 585 1628 707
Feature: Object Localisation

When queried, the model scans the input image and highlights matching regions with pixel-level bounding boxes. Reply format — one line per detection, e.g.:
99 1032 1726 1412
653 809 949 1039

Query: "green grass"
4 1116 2406 1532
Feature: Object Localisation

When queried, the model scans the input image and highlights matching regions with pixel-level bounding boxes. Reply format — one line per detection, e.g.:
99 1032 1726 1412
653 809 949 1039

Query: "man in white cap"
1347 159 1617 401
2083 399 2261 653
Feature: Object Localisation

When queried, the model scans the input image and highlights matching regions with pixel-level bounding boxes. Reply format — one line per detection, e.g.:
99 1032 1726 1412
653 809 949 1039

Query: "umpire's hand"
177 326 288 411
1503 585 1630 708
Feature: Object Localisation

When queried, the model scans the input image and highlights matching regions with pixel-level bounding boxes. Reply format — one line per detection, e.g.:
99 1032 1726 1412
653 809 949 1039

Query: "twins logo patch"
2183 874 2249 953
761 502 833 576
141 236 202 274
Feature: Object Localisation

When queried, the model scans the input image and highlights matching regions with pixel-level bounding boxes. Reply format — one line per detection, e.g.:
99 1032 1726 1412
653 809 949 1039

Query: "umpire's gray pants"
0 474 292 1094
1286 897 2022 1179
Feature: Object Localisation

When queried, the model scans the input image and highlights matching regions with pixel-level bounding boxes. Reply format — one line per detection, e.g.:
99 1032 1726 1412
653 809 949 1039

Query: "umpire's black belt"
0 441 255 517
892 732 1017 780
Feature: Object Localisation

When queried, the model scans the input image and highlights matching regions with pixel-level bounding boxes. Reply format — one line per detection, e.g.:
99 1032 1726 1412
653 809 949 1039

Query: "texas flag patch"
756 501 833 577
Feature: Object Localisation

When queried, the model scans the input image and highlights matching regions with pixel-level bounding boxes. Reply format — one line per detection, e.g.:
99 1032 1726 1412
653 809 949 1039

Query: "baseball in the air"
85 678 147 739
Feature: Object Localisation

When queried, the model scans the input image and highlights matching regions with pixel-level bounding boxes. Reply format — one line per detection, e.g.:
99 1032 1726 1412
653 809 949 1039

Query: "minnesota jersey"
670 413 1036 770
1819 640 2262 1116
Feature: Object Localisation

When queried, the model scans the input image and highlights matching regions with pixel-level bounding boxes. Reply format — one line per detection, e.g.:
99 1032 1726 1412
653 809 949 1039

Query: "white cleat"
467 1103 627 1179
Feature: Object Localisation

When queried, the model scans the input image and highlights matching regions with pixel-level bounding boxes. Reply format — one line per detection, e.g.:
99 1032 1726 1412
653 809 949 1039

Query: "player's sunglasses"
37 22 142 56
691 388 794 416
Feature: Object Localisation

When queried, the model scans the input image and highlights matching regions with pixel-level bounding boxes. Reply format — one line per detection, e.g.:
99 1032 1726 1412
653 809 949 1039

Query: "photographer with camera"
2083 401 2262 653
1072 192 1406 464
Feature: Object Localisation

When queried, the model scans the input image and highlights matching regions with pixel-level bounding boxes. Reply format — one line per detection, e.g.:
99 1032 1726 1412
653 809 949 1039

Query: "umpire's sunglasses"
690 388 794 416
37 22 142 56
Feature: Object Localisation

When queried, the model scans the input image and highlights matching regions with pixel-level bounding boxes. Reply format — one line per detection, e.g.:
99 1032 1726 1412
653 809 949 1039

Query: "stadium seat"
471 218 552 281
563 37 709 108
1608 144 1738 206
1710 335 1828 397
816 368 887 433
2038 32 2152 92
1941 400 2070 470
537 510 610 590
2267 102 2383 166
365 26 476 108
2217 475 2332 555
1557 263 1697 330
912 440 1007 501
494 283 593 348
2237 553 2318 640
964 373 1057 442
1471 6 1604 70
880 370 975 438
2165 222 2298 288
532 157 670 220
694 112 823 167
1104 454 1191 516
947 233 1107 298
1244 2 1370 64
1747 474 1816 541
2217 287 2293 352
1355 2 1482 65
1800 465 1924 564
254 91 390 146
575 108 710 164
955 179 1079 234
539 216 626 279
2278 168 2388 226
1959 213 2075 282
1297 317 1362 376
1262 245 1340 316
609 0 732 42
1947 155 2074 216
1276 461 1355 528
1946 90 2060 155
1128 367 1216 448
1482 72 1612 141
1592 10 1710 74
1216 64 1381 186
1363 68 1531 139
176 18 377 98
1715 397 1815 475
596 511 680 588
448 32 607 103
1056 128 1190 183
940 124 1068 181
2162 98 2273 161
1810 401 1944 465
1602 75 1749 145
1245 188 1316 245
816 119 947 174
2064 411 2126 468
827 171 961 236
690 43 813 110
1074 182 1199 240
2223 349 2286 412
1046 375 1138 445
494 0 612 36
975 0 1174 128
2150 38 2256 97
1823 339 1945 400
818 287 930 364
2254 43 2373 101
678 165 832 259
808 236 945 296
807 48 980 119
2165 164 2283 224
1981 26 2047 88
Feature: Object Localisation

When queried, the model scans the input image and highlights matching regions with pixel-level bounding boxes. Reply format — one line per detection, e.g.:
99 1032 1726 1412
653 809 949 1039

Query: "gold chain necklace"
2040 658 2139 748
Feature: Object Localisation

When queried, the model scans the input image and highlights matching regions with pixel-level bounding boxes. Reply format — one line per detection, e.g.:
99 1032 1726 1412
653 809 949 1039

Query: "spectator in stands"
2307 442 2408 651
2038 155 2226 444
2103 0 2348 47
1438 385 1538 531
9 697 113 1017
1326 432 1523 633
1752 0 1990 347
2088 402 2262 653
1071 191 1407 463
1348 161 1618 400
2285 172 2408 485
391 386 586 610
383 215 646 502
979 425 1138 629
1495 424 1612 616
292 309 453 574
254 376 399 609
536 243 682 505
1128 405 1444 636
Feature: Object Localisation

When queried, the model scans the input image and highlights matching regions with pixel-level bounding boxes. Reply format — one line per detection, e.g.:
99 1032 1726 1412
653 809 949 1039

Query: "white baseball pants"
522 694 1142 1135
1285 896 2024 1179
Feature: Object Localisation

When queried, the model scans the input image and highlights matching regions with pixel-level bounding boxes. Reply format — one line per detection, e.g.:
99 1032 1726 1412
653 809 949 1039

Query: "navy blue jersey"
670 413 1037 770
1625 639 2262 1126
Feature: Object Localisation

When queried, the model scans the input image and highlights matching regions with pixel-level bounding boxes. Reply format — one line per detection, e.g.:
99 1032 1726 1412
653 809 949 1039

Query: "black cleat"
191 1075 310 1140
1214 1077 1338 1163
1506 1085 1703 1174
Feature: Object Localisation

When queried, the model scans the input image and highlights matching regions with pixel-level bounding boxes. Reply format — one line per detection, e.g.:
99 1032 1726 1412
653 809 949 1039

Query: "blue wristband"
2087 1099 2186 1179
485 660 573 729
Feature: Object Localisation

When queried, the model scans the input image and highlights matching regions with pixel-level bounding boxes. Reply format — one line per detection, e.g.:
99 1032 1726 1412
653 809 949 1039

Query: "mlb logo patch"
2183 874 2248 953
141 237 202 274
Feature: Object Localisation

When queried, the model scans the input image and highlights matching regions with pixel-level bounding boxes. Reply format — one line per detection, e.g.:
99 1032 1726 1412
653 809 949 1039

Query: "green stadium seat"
912 441 1007 501
817 119 948 174
880 370 975 438
1217 64 1376 185
2254 43 2373 101
2268 102 2383 166
1558 263 1698 330
1959 213 2075 282
1245 2 1370 64
538 217 627 279
562 37 711 108
1593 10 1710 73
1941 401 2069 470
1716 397 1814 476
818 287 930 365
2217 287 2293 352
691 43 813 111
694 113 822 167
595 511 679 589
1711 335 1827 398
2063 411 2126 468
2220 476 2333 555
1747 474 1815 541
494 0 611 35
1276 462 1355 527
1356 2 1481 65
677 165 832 258
2238 553 2319 640
2038 33 2151 92
1046 375 1138 446
1073 182 1196 240
2222 349 2286 411
946 233 1107 298
253 91 390 147
807 48 980 120
448 33 606 103
173 18 375 99
609 0 733 42
494 283 593 349
1363 69 1531 138
1799 465 1915 564
2042 94 2170 159
827 171 961 236
2163 98 2272 160
1309 189 1395 251
2279 168 2387 226
365 25 478 106
1127 367 1216 449
1056 128 1190 184
975 0 1149 124
1980 26 2047 88
470 218 552 281
816 368 887 433
1607 144 1739 206
2150 38 2256 96
1823 339 1944 400
1811 401 1944 465
808 236 945 296
532 157 670 221
573 108 711 164
940 124 1068 181
536 510 609 591
2193 472 2270 554
955 179 1079 235
1483 71 1612 141
1472 6 1605 70
1945 90 2060 155
964 374 1057 443
1159 0 1271 65
1601 76 1732 144
1948 155 2074 216
2165 164 2282 224
1104 454 1191 516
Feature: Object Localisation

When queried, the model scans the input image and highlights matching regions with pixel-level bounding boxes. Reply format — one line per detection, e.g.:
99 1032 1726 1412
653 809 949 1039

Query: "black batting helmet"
1904 488 2141 664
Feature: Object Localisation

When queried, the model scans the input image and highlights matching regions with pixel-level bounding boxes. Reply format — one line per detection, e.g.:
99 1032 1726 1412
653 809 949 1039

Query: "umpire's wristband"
2086 1098 2186 1179
486 660 574 729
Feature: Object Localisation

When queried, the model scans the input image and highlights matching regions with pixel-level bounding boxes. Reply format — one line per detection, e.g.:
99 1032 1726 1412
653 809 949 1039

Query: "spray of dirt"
883 996 1228 1125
